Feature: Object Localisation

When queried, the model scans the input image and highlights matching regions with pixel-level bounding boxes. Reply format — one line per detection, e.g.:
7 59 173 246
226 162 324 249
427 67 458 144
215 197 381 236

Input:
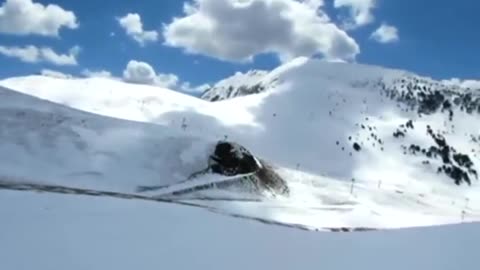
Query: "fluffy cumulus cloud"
0 0 78 36
123 60 178 88
0 45 80 65
163 0 359 62
118 13 159 46
370 23 399 43
334 0 376 28
122 60 208 93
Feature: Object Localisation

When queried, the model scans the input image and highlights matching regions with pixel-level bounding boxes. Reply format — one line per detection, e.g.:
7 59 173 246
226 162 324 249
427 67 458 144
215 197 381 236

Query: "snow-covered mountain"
0 58 480 228
201 69 278 101
1 57 480 269
201 58 480 187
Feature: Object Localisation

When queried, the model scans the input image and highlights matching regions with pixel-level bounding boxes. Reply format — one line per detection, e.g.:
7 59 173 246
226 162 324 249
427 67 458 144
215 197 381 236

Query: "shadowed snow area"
1 57 480 232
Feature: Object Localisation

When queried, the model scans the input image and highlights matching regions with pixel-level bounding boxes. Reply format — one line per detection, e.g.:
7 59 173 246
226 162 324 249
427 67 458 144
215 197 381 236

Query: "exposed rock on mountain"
209 141 289 195
209 141 261 176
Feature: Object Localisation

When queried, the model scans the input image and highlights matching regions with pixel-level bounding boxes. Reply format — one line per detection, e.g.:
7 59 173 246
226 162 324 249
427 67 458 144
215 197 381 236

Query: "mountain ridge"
202 57 479 102
1 57 480 230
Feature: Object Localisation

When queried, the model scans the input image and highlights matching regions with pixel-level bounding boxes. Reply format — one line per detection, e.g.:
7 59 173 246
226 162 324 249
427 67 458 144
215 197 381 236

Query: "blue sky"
0 0 478 90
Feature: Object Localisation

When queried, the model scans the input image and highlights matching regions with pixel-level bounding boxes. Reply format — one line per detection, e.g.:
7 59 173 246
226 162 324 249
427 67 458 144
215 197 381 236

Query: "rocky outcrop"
209 141 289 195
209 141 260 176
253 161 290 195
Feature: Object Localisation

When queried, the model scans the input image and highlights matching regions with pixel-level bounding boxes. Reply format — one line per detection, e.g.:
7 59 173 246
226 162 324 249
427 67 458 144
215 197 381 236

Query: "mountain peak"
202 58 478 103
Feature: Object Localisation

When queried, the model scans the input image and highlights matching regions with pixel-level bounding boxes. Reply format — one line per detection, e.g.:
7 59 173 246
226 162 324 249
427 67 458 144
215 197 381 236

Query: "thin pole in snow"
350 178 355 194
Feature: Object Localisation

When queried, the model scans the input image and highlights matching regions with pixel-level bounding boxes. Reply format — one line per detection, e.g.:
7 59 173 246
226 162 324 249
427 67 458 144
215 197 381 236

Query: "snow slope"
1 57 480 231
0 85 216 191
1 190 479 270
3 58 479 186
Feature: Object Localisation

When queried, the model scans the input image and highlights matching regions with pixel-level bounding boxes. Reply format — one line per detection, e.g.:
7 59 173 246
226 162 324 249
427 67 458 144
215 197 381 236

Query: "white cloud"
180 82 211 94
0 45 39 62
122 60 207 93
40 69 72 79
302 0 324 10
0 45 79 65
123 60 157 85
122 60 178 88
458 80 480 89
117 13 159 46
155 73 180 88
334 0 376 28
370 23 399 43
442 78 480 89
41 46 80 65
82 69 113 78
163 0 359 62
0 0 78 36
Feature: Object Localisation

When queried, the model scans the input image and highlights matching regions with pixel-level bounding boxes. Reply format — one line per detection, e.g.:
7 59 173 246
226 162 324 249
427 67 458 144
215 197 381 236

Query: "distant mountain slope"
199 58 480 186
2 58 480 231
2 58 479 189
201 70 278 101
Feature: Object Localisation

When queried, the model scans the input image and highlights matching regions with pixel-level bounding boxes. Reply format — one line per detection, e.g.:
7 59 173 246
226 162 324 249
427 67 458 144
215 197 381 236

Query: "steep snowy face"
377 76 480 185
199 57 480 188
201 70 279 101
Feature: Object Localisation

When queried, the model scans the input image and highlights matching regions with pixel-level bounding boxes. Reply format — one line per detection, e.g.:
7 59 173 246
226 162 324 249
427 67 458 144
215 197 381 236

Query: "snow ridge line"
0 180 378 232
0 179 329 232
0 180 256 204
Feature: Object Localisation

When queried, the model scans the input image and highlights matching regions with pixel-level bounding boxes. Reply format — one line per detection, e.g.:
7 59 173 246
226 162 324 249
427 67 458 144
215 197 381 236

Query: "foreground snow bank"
0 190 478 270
